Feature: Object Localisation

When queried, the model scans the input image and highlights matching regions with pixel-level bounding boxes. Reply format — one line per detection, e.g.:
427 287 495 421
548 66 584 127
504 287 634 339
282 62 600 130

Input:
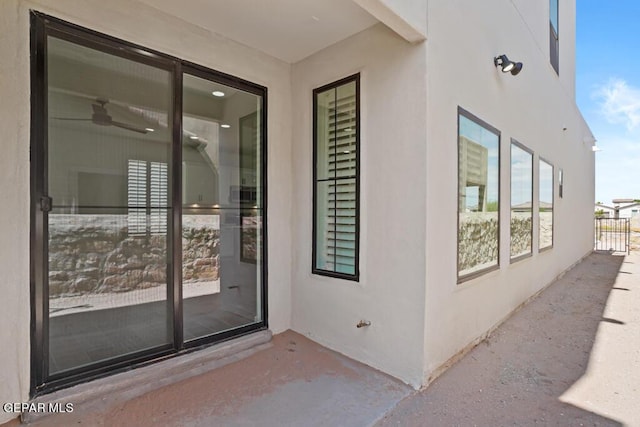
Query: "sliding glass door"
181 73 264 343
45 35 175 376
30 12 266 393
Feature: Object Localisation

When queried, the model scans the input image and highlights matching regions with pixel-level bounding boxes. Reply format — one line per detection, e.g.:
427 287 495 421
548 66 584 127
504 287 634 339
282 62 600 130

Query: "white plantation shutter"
150 162 168 235
326 93 357 273
127 160 168 236
127 159 147 236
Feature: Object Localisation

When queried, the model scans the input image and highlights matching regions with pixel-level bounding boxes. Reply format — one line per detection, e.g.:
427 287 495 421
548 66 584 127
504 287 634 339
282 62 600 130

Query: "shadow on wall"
377 253 626 426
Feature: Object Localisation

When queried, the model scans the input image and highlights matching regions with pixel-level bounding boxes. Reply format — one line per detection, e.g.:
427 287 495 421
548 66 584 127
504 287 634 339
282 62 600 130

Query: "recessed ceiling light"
212 91 225 97
133 48 156 58
145 128 155 132
189 135 199 140
221 124 231 129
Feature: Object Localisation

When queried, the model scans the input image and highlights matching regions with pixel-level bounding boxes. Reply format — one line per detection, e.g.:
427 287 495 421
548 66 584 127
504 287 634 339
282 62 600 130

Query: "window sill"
457 264 500 285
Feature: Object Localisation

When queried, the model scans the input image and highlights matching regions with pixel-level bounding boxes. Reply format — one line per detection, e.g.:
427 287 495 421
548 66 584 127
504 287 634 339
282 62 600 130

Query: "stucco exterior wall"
0 2 32 422
511 0 576 100
423 0 594 382
290 24 428 388
0 0 293 421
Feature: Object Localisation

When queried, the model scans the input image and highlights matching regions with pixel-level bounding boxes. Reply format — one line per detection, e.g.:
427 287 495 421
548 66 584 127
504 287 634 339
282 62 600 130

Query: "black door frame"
29 11 268 396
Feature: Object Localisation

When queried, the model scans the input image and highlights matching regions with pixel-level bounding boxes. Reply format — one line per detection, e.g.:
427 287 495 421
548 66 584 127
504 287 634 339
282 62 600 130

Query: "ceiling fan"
52 98 150 134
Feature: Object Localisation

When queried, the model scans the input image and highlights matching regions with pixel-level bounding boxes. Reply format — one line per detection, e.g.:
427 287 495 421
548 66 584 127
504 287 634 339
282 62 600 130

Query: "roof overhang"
136 0 426 63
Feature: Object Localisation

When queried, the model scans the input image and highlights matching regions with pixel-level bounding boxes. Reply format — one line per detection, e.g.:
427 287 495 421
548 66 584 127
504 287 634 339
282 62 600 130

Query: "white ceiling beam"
352 0 427 43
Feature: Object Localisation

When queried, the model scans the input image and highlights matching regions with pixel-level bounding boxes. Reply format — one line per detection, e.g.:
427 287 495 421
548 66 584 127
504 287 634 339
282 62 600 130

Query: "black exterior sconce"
494 54 523 76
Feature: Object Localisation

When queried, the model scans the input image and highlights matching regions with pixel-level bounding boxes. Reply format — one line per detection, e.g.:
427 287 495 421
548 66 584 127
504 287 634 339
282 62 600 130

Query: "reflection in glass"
539 160 554 249
314 79 358 276
550 0 559 34
458 113 500 277
182 74 263 341
510 143 533 259
46 36 172 374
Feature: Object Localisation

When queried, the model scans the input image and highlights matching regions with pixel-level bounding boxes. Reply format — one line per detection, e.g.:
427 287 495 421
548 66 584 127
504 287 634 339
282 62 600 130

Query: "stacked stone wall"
48 215 219 297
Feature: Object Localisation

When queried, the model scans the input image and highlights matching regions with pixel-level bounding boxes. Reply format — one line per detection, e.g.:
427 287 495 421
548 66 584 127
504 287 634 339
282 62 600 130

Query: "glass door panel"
182 74 264 341
46 36 173 374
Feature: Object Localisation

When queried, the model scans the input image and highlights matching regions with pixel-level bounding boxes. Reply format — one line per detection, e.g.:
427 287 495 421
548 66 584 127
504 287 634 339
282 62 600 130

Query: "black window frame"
30 11 268 396
549 0 559 74
312 74 361 281
457 107 501 284
509 139 534 263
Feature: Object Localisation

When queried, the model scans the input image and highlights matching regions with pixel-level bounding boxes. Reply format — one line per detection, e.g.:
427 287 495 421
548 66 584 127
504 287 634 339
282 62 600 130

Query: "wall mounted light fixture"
494 54 523 76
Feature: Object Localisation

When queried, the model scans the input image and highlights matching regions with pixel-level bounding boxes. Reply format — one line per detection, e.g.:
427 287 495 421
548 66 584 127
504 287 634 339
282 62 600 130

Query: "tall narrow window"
510 141 533 261
458 108 500 281
539 159 554 250
313 75 360 280
550 0 559 74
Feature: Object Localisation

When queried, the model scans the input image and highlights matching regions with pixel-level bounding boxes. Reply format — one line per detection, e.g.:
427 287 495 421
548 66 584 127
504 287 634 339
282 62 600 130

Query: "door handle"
40 196 52 212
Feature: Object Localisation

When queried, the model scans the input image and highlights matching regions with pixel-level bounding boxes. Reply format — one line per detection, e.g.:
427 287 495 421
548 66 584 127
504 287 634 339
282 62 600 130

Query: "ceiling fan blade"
51 117 93 121
111 120 149 134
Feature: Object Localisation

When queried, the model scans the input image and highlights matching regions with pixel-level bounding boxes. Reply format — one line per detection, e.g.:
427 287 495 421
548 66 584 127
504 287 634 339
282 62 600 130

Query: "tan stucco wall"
0 2 32 421
291 24 428 388
423 0 594 383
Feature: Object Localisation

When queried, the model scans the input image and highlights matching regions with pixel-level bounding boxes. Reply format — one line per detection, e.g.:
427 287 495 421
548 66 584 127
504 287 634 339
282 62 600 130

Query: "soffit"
136 0 379 63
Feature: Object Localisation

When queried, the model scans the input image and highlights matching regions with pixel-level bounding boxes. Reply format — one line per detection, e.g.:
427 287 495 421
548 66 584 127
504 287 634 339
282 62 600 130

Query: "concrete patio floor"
4 251 639 426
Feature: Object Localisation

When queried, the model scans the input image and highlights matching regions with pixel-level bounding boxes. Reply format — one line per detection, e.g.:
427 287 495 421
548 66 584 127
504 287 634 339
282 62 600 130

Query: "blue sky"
576 1 640 204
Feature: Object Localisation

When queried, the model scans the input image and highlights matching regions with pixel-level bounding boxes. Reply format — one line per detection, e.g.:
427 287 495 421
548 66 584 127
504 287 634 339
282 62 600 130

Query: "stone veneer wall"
510 213 533 257
459 212 553 273
48 214 219 298
458 213 499 273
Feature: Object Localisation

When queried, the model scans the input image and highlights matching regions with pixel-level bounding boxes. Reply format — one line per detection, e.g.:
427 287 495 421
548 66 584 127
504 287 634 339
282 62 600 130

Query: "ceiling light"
212 91 225 97
189 135 199 140
133 48 156 58
493 54 523 76
221 124 231 129
145 128 155 132
213 204 220 208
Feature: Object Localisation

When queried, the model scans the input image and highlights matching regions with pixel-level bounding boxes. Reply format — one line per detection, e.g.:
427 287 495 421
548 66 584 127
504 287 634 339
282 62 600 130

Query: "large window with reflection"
510 141 533 260
457 108 500 281
31 12 266 392
539 159 554 250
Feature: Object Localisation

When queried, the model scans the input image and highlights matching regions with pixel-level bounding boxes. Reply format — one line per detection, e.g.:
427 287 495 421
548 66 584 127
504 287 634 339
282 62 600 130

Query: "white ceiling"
136 0 379 63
